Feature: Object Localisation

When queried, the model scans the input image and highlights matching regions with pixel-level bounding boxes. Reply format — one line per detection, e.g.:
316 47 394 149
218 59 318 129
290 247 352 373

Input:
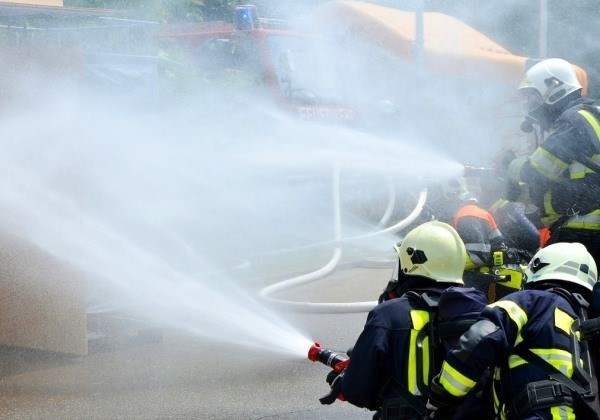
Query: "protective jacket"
340 286 486 415
508 97 600 230
435 288 587 419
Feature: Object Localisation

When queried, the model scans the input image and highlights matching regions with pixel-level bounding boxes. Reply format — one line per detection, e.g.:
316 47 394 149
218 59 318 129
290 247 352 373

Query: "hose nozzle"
308 343 349 373
463 165 497 178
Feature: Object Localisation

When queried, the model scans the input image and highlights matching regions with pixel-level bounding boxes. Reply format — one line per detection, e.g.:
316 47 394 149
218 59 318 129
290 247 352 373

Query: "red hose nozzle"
307 342 349 373
308 343 322 362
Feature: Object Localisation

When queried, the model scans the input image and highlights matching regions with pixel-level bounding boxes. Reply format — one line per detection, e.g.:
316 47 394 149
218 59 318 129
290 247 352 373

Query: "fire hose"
258 162 428 314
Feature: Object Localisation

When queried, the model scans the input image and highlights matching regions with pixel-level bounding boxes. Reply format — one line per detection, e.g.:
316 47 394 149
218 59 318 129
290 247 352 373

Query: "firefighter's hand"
425 375 462 419
320 369 345 405
325 369 339 386
492 149 517 172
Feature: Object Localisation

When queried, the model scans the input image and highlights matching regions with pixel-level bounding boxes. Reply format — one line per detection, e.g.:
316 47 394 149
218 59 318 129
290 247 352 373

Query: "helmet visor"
519 89 543 113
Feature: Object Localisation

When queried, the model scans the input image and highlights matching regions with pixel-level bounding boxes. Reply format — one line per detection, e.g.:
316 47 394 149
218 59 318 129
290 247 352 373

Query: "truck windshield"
265 34 345 106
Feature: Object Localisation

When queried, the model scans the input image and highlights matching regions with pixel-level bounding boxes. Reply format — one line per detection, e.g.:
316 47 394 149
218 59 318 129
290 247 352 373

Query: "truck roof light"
234 5 261 30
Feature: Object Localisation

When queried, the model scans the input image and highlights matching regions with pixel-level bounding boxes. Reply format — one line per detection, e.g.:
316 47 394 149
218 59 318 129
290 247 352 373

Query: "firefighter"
477 170 540 260
505 58 600 265
324 220 487 418
426 242 600 419
418 177 523 302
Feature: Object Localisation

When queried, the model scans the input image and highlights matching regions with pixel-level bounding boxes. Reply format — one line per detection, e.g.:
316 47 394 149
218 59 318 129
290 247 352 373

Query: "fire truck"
157 4 357 123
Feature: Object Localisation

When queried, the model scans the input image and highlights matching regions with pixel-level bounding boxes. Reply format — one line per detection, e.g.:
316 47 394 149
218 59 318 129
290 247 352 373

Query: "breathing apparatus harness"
376 290 477 420
503 287 600 419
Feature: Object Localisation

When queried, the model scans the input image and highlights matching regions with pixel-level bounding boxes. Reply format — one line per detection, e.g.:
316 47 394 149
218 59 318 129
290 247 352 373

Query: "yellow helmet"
396 221 466 284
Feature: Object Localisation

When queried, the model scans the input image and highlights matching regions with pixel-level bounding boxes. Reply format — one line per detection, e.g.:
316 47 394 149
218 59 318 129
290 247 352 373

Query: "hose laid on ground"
259 162 427 313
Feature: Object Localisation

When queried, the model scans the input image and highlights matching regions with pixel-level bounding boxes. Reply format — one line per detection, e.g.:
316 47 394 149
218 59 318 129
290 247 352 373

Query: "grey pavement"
0 262 393 419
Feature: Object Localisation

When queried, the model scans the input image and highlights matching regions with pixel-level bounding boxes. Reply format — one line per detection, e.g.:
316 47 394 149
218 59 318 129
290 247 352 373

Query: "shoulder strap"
406 291 440 396
514 347 590 397
515 347 600 418
382 376 427 417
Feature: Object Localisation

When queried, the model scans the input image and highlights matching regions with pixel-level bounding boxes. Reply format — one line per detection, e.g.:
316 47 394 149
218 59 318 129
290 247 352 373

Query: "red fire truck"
157 5 357 123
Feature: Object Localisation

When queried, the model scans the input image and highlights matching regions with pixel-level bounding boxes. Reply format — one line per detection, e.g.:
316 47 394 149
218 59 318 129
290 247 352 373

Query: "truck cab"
157 5 356 123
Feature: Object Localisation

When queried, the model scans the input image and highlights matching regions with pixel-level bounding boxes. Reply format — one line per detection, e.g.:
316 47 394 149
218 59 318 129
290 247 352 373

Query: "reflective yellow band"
489 199 508 213
408 309 429 395
569 161 587 179
492 266 523 290
508 348 574 377
554 307 575 336
508 157 527 183
439 360 476 397
488 300 528 331
563 209 600 229
550 404 575 419
530 148 568 181
542 190 559 220
578 109 600 141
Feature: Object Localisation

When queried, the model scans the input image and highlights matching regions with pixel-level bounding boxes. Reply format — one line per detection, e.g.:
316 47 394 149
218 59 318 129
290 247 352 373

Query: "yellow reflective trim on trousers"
530 148 568 181
488 300 528 331
578 109 600 140
439 360 476 397
555 307 575 335
408 309 429 395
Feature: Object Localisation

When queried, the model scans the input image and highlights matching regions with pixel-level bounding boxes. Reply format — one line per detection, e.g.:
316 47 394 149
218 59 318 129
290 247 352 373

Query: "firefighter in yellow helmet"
321 221 493 418
394 177 525 303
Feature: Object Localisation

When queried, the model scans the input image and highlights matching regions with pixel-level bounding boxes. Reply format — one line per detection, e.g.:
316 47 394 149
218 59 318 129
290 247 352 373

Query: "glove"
492 149 517 173
425 374 463 419
320 369 345 405
326 369 339 386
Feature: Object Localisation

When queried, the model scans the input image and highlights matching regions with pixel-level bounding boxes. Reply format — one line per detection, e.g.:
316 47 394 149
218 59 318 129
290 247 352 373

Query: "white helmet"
396 221 466 284
524 242 597 291
519 58 582 106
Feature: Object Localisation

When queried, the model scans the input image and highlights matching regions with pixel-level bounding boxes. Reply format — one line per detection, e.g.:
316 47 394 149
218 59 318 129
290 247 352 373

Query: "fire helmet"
524 242 597 292
396 220 466 284
519 58 582 107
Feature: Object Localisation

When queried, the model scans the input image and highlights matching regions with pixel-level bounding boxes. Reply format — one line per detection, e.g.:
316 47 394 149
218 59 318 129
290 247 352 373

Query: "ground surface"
0 261 393 419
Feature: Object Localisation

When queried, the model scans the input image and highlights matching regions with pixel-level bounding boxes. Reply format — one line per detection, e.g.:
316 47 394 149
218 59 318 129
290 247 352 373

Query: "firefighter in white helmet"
427 242 600 418
503 58 600 267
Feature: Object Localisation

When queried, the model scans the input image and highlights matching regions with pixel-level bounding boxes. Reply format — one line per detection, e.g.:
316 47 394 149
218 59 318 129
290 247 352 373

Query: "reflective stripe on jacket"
438 289 581 419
